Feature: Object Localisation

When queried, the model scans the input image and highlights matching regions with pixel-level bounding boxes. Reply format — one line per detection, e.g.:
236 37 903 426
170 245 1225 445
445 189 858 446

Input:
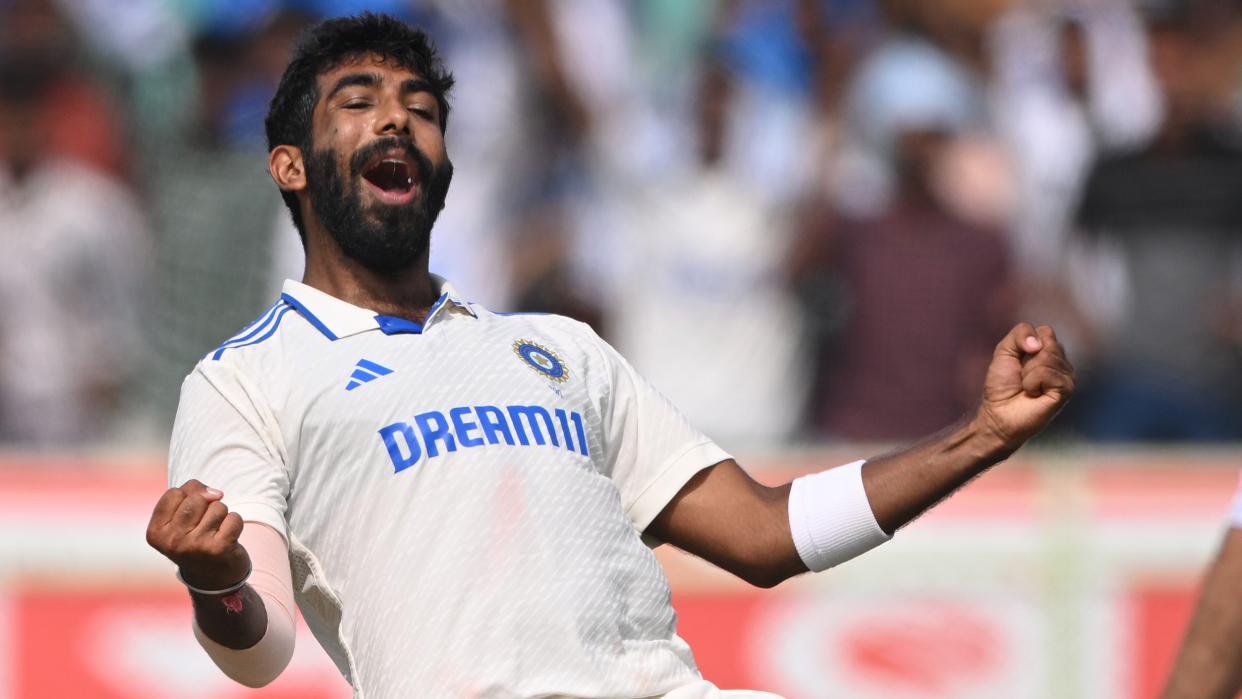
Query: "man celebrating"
146 13 1074 699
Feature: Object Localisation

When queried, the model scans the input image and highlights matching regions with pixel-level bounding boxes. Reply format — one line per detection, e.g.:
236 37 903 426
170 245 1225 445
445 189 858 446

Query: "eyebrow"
326 73 436 104
326 72 380 101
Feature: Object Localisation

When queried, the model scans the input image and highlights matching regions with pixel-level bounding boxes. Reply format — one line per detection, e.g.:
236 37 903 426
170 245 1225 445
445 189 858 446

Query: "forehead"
315 52 423 92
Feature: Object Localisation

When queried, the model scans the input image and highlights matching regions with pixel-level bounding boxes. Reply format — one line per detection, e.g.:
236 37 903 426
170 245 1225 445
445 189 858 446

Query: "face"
302 54 453 273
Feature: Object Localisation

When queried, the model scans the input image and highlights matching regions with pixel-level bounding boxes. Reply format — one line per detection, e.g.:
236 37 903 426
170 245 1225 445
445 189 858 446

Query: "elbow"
217 642 294 689
732 553 804 589
230 639 294 689
194 608 296 689
233 663 289 689
741 570 788 589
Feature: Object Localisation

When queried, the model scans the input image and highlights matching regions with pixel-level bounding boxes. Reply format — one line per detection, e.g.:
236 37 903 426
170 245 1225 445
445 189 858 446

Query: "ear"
268 145 306 193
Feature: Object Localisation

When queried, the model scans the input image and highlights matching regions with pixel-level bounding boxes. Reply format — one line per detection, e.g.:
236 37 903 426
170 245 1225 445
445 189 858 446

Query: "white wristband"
177 563 252 596
788 460 891 572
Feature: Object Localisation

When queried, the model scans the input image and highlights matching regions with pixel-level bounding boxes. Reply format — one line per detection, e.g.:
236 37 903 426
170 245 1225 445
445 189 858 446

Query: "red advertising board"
0 451 1232 699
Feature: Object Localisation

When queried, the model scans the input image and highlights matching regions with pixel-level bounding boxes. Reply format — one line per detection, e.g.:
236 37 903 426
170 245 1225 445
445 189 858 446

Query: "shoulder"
195 297 323 393
476 307 604 345
472 307 617 379
204 297 329 363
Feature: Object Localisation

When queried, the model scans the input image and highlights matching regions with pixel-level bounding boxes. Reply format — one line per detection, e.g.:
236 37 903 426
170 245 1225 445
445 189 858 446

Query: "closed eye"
343 101 371 110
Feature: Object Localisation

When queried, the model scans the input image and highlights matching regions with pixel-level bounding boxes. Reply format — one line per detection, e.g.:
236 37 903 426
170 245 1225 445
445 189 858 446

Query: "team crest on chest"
513 339 569 383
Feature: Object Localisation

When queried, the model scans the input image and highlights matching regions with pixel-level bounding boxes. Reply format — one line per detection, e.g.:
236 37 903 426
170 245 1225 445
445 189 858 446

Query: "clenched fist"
974 322 1076 451
146 479 251 591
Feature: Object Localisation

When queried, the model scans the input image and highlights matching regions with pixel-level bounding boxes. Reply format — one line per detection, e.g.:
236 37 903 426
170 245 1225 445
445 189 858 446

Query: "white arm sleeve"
192 522 296 688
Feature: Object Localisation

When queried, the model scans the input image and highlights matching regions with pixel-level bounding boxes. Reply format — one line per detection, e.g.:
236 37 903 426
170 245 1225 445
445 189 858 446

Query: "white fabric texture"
191 523 296 687
168 278 736 698
788 460 891 572
662 681 785 699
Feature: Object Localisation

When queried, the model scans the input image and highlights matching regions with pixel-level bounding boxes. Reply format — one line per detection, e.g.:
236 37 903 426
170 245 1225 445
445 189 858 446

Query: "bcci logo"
513 339 569 383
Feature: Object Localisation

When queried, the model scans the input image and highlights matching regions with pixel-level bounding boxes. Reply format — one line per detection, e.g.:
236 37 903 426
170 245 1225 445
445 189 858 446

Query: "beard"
304 136 453 274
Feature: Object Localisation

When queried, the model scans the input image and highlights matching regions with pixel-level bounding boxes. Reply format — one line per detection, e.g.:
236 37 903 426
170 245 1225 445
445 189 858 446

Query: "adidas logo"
346 359 394 391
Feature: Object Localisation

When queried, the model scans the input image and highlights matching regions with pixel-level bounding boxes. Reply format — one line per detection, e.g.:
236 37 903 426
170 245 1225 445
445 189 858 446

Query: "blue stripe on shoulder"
211 304 294 360
212 305 295 359
280 292 339 340
208 301 285 360
217 301 284 347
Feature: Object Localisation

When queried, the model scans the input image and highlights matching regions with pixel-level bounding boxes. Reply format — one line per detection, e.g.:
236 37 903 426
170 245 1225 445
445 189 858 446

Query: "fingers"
146 480 236 556
172 491 213 531
996 322 1040 359
150 479 223 526
216 512 245 546
181 478 224 502
1019 326 1076 399
1020 362 1077 399
190 500 230 539
149 487 189 528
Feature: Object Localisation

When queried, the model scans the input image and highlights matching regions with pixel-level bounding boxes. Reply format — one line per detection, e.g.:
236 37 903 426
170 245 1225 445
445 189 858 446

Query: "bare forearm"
862 414 1010 535
190 585 268 650
1162 528 1242 699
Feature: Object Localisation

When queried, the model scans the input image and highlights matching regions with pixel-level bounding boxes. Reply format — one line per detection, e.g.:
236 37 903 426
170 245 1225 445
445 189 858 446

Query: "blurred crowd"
2 0 1242 452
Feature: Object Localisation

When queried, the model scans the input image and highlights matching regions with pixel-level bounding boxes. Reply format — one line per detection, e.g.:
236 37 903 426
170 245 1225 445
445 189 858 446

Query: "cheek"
421 129 449 164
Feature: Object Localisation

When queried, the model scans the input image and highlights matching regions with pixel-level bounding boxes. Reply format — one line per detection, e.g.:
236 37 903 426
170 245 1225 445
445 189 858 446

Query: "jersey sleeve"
168 360 291 539
589 331 732 533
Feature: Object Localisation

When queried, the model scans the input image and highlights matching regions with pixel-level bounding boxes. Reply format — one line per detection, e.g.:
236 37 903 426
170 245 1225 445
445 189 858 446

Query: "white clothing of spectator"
0 157 148 444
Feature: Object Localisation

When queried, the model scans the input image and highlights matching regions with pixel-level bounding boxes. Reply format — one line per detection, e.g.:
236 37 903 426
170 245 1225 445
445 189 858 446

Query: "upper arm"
169 362 290 539
581 327 804 585
646 459 805 588
588 329 730 532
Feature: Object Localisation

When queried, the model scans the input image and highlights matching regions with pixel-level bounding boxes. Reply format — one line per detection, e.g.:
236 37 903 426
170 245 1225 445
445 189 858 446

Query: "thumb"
996 322 1042 360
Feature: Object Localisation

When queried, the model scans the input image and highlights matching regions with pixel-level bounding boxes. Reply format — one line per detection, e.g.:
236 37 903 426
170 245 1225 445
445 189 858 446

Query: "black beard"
304 137 453 274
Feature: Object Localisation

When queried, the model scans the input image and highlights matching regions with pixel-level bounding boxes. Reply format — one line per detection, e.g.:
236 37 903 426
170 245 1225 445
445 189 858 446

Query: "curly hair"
265 13 455 237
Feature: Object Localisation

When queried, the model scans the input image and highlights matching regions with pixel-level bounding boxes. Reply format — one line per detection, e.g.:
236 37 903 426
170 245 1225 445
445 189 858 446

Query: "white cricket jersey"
167 277 737 699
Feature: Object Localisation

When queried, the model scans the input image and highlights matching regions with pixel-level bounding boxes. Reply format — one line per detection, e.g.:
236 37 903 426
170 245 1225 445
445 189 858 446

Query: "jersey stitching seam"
290 533 364 698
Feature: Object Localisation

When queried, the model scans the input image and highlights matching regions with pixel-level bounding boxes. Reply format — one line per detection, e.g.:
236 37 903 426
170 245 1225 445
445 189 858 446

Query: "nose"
376 96 411 137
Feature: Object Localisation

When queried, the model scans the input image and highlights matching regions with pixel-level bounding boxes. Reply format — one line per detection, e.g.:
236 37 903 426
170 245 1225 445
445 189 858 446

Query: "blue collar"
279 276 476 339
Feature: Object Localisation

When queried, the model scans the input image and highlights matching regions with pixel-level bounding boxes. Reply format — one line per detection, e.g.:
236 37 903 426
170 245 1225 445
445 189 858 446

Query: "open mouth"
361 155 418 204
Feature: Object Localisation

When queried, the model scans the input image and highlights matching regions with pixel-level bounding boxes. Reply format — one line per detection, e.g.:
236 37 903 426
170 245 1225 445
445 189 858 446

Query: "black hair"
264 13 455 237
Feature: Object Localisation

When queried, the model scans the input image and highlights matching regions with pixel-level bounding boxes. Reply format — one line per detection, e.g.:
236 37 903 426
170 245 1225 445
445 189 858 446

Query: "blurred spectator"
0 58 149 444
990 1 1160 361
426 0 600 315
1071 7 1242 441
798 36 1015 442
140 12 310 424
603 55 808 448
0 0 131 179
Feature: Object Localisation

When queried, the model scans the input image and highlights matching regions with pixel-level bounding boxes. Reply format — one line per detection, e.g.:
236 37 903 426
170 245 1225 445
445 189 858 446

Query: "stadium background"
2 0 1242 697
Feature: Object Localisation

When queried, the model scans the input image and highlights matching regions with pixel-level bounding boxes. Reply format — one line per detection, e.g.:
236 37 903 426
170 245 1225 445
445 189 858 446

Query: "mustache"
349 136 434 184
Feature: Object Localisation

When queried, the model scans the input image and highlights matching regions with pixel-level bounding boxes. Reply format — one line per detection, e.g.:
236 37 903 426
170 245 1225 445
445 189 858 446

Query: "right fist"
146 479 250 590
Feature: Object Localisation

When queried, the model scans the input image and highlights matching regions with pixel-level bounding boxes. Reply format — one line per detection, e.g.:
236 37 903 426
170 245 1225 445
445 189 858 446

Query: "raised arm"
647 322 1074 587
1161 527 1242 699
146 479 296 687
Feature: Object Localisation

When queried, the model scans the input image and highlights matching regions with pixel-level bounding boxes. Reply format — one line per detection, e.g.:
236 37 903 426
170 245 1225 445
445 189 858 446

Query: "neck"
301 223 440 324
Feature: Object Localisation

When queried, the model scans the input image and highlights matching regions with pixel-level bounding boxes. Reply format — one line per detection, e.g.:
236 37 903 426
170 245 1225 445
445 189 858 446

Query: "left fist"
973 323 1075 451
